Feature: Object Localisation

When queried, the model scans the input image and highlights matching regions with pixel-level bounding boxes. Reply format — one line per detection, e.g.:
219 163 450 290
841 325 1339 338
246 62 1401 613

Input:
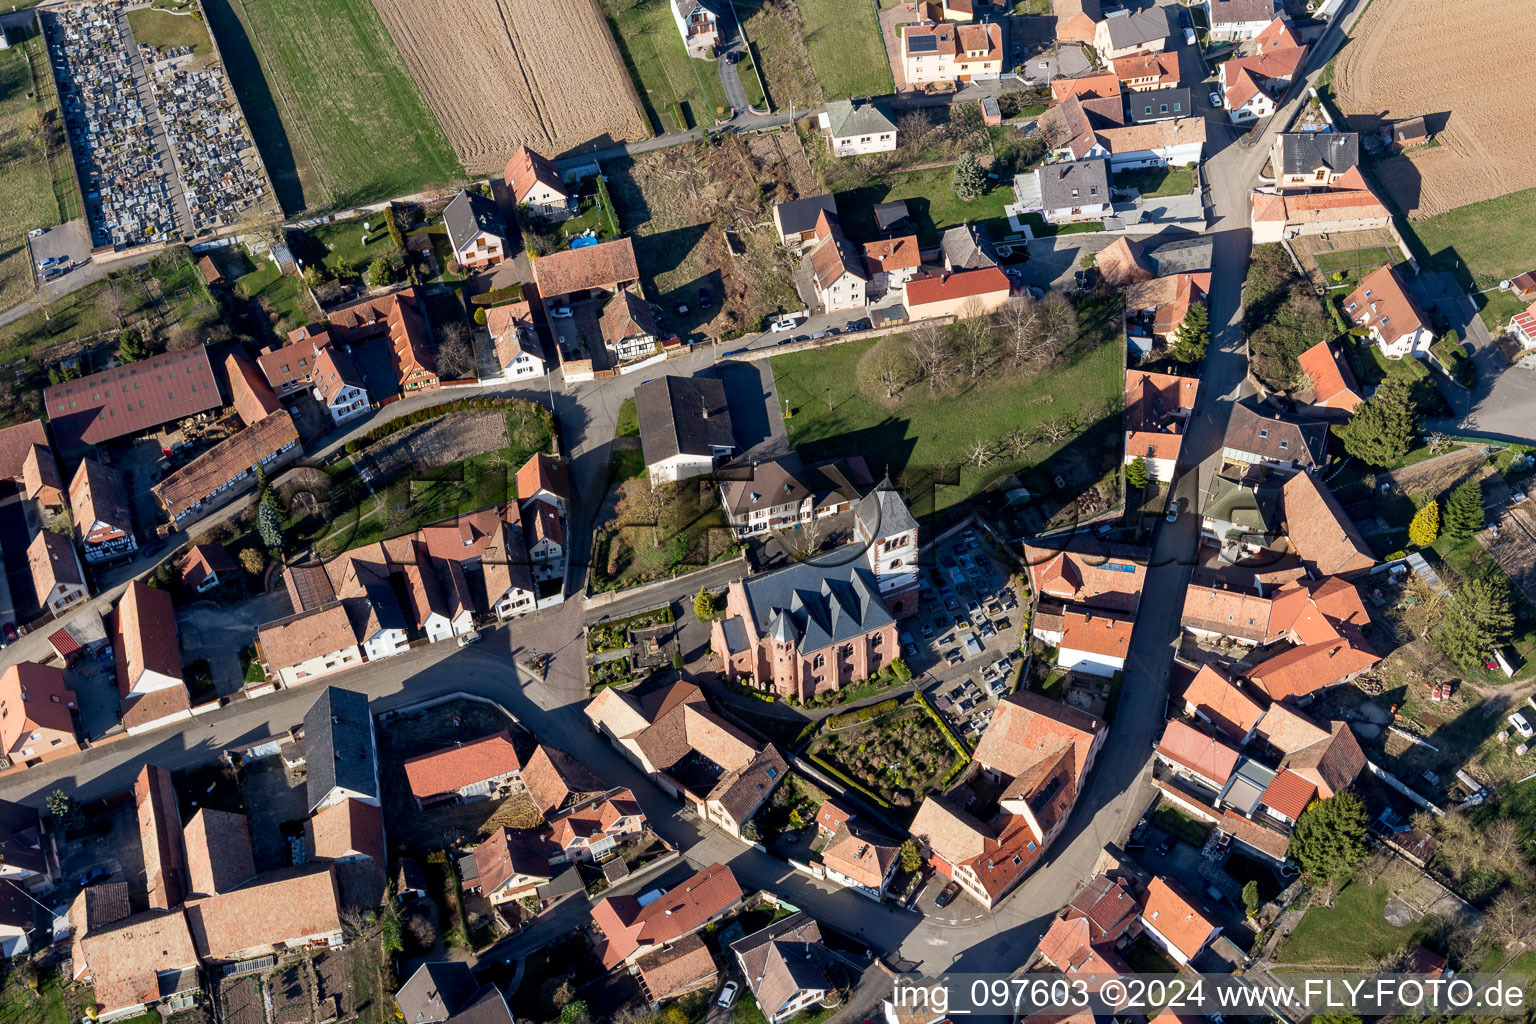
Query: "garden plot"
807 698 966 814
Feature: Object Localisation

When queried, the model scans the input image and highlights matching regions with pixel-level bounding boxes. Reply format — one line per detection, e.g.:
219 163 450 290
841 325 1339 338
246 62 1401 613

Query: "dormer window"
1258 429 1268 438
1279 440 1289 449
1364 288 1373 297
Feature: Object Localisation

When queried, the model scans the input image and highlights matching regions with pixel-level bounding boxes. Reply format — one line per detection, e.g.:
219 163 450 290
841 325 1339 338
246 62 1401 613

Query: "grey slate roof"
1142 234 1215 275
774 194 838 237
1038 158 1110 210
1208 0 1276 25
824 98 896 139
873 200 909 232
1101 6 1171 48
0 798 45 877
1126 87 1192 123
738 561 895 656
303 687 378 811
396 962 479 1024
855 475 917 538
635 375 736 465
941 223 998 270
1277 132 1360 176
443 190 506 256
1223 401 1329 468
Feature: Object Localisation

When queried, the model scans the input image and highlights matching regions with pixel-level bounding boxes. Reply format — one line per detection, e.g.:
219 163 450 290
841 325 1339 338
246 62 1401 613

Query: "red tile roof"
153 411 299 520
1157 719 1241 786
1024 540 1148 614
402 731 522 801
225 353 282 428
184 864 343 960
1142 876 1219 960
136 765 185 910
516 453 569 505
0 419 49 480
1181 664 1264 740
1282 472 1374 577
532 238 639 299
1296 339 1363 412
21 442 64 502
45 347 222 452
1059 607 1133 659
591 863 742 967
70 458 133 548
814 798 852 834
905 267 1010 308
472 827 554 897
115 580 183 694
0 662 78 757
179 543 237 591
1258 768 1316 821
1245 640 1379 700
183 808 256 895
505 146 566 205
78 909 199 1014
1051 72 1122 102
1344 263 1427 348
309 798 385 863
28 528 84 598
862 235 922 274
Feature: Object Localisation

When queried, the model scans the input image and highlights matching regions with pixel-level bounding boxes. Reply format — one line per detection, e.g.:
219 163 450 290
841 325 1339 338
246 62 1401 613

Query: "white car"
1166 498 1182 523
1209 90 1223 108
717 981 739 1008
1510 712 1534 739
550 306 573 319
769 317 798 332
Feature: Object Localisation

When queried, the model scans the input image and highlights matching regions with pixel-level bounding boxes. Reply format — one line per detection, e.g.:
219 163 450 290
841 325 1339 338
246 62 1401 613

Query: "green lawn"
1407 187 1536 329
736 49 767 110
232 251 318 333
737 0 822 110
1277 882 1422 965
834 164 1019 248
0 38 69 311
1425 533 1536 678
1150 805 1212 848
795 0 892 100
0 970 69 1024
126 7 213 54
1313 245 1397 289
602 0 728 133
615 397 639 437
770 300 1124 513
1114 166 1192 199
301 217 397 280
202 0 462 212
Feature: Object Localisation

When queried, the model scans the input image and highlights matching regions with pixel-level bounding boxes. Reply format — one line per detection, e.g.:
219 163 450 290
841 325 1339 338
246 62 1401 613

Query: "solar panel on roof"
909 34 939 53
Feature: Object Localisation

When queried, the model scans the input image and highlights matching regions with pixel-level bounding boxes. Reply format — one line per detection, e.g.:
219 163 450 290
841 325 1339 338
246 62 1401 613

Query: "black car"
935 882 961 908
1156 835 1177 856
0 623 16 644
699 290 712 309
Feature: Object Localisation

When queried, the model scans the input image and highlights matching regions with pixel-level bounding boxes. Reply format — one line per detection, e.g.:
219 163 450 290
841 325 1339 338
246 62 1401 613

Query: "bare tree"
907 322 953 397
166 322 202 351
101 280 129 331
1039 418 1071 444
1039 293 1080 358
1485 818 1529 879
1486 890 1531 949
1311 873 1342 909
954 298 994 381
997 295 1045 370
966 437 996 468
792 513 825 559
435 321 476 380
619 475 670 546
1427 431 1454 455
856 336 915 400
1001 426 1036 456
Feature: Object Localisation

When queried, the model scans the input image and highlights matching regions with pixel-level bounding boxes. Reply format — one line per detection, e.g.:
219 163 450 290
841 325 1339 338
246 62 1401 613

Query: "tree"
147 561 177 591
997 295 1045 370
1335 376 1417 466
900 839 923 874
302 264 323 288
954 300 994 381
435 324 476 381
1241 880 1259 919
1038 293 1080 358
857 336 915 400
1486 890 1530 949
694 585 716 621
239 548 266 576
740 819 761 843
1289 791 1369 883
474 306 488 326
254 462 271 495
1172 300 1210 363
48 361 83 384
1408 498 1440 547
1126 457 1149 491
47 789 82 830
524 229 560 257
102 280 130 330
165 322 203 352
258 501 284 553
1443 476 1485 539
118 328 151 363
1434 571 1515 669
368 257 395 287
907 322 953 397
951 152 986 201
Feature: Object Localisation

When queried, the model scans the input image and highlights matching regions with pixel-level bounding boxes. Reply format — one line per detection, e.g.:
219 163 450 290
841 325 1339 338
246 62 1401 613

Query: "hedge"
343 397 551 454
806 753 891 809
722 677 776 703
914 690 972 761
469 284 525 307
827 697 900 729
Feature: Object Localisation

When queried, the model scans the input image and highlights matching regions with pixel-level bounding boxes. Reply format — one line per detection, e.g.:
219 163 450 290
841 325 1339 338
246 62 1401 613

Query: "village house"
1112 51 1180 91
1035 159 1112 223
0 421 49 493
27 529 88 617
1156 718 1242 792
1219 18 1307 122
632 935 720 1005
820 825 899 898
532 237 642 317
1051 71 1120 103
1140 876 1221 964
800 210 868 313
1295 338 1364 412
487 301 548 379
403 731 524 807
1250 167 1391 243
1022 537 1149 616
152 410 302 526
1179 664 1266 744
257 603 363 688
940 223 997 272
1343 263 1434 359
1124 369 1200 481
0 663 80 770
302 686 379 813
821 98 897 157
586 681 787 838
1094 6 1172 61
591 862 742 967
862 236 922 301
311 346 370 425
1508 300 1536 350
183 863 345 964
1096 234 1214 288
1126 272 1210 356
136 765 185 911
1272 132 1359 188
308 797 386 866
43 347 222 457
1200 472 1283 558
507 146 572 222
717 453 872 539
396 963 515 1024
1053 0 1103 42
114 581 192 734
265 287 440 400
226 353 281 429
1222 401 1329 473
1030 605 1135 676
70 904 201 1022
635 374 736 482
1205 0 1277 41
600 289 662 364
21 443 64 512
671 0 720 56
70 458 137 563
773 194 839 253
900 21 1003 86
731 914 844 1024
1127 86 1193 123
1030 872 1138 976
1282 471 1375 577
523 743 609 816
470 828 555 904
443 188 507 269
545 789 646 863
904 267 1012 319
911 693 1105 908
178 544 237 593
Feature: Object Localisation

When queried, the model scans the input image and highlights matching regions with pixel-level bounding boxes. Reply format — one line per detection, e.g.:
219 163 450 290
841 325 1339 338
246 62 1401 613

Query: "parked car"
770 316 798 332
720 349 746 358
1166 498 1183 523
1156 835 1177 856
0 622 16 645
674 300 690 315
936 882 961 908
36 255 65 269
718 982 739 1008
1210 90 1224 107
550 306 573 319
699 290 712 309
1510 712 1534 739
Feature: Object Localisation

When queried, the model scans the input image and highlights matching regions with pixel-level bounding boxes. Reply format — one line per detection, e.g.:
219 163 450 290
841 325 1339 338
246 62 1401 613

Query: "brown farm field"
370 0 649 173
1333 0 1536 217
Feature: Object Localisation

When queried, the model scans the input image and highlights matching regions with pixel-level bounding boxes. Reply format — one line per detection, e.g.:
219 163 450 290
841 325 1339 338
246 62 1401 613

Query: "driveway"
1020 232 1121 291
715 6 750 113
1412 271 1536 444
